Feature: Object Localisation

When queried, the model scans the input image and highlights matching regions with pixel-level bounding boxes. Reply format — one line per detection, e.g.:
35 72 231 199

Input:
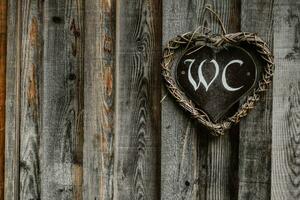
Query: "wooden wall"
2 0 300 199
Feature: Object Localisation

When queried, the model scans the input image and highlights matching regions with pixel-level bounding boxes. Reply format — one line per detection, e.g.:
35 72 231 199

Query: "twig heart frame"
161 32 274 136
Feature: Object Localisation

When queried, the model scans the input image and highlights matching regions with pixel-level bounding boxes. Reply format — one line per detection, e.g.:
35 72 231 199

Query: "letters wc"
176 45 257 121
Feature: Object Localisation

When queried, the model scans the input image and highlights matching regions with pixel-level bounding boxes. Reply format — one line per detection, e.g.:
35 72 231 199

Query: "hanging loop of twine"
193 4 227 36
204 4 227 35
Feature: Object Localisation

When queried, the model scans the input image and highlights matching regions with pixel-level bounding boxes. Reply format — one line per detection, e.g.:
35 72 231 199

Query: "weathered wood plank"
161 1 240 199
83 0 115 199
0 0 6 199
114 0 161 199
238 0 274 199
271 1 300 199
204 2 240 200
41 1 84 199
161 2 204 199
5 0 21 199
18 0 43 199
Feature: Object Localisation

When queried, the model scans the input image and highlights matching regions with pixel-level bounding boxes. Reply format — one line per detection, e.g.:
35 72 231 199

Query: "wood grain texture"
0 0 6 199
161 1 240 199
238 0 274 199
114 0 161 199
41 0 84 199
161 2 204 198
271 1 300 199
5 0 21 199
83 0 115 199
18 0 43 199
203 2 240 200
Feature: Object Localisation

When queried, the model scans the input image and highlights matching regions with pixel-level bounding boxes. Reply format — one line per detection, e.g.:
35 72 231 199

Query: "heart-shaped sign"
176 45 257 122
161 32 274 135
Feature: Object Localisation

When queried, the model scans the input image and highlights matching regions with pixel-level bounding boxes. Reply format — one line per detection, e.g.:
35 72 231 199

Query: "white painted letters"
185 59 245 92
185 59 198 90
185 59 220 91
222 60 244 91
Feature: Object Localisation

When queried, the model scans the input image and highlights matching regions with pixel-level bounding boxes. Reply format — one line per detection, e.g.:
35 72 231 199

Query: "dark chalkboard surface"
176 45 257 122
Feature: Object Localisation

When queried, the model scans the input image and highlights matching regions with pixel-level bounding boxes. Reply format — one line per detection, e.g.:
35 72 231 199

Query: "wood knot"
68 73 76 81
185 181 190 187
52 16 63 24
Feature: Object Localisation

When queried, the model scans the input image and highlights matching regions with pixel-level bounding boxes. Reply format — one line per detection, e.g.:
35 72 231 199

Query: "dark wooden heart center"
176 44 257 122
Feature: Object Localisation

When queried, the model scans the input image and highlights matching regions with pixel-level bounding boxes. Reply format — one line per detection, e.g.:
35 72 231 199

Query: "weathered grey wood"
0 0 7 198
161 2 203 199
83 0 115 199
204 2 240 199
114 0 161 199
271 1 300 199
5 0 21 199
5 0 300 199
41 1 84 199
18 0 43 199
238 0 274 199
161 1 240 199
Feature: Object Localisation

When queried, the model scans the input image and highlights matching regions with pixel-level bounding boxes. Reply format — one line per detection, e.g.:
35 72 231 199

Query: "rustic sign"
161 32 274 135
176 45 257 122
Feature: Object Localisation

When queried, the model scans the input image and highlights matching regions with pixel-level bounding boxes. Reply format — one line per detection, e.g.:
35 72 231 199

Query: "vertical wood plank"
18 0 43 199
83 0 115 199
204 2 240 200
5 0 21 199
41 0 84 199
0 0 6 199
114 0 161 199
161 2 205 198
161 1 240 200
271 1 300 199
238 0 274 199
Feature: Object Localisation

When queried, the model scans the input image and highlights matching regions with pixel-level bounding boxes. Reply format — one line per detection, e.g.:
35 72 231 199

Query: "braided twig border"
161 32 274 136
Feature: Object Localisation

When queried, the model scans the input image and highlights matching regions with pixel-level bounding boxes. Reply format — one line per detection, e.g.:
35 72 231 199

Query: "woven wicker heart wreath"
161 31 274 136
